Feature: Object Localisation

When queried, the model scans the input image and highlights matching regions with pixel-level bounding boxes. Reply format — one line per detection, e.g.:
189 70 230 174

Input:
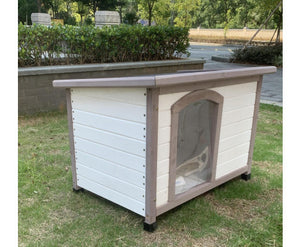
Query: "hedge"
232 44 282 67
18 24 190 67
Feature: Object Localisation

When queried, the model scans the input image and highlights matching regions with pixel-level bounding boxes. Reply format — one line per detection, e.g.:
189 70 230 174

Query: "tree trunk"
275 27 281 44
148 2 152 26
37 0 41 13
93 0 97 15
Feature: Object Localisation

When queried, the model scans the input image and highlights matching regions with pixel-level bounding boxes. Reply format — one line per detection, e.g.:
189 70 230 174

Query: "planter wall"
18 59 205 115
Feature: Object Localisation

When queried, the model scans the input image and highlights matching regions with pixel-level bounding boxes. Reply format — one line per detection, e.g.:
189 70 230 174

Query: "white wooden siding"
214 82 257 179
71 88 146 216
156 81 257 207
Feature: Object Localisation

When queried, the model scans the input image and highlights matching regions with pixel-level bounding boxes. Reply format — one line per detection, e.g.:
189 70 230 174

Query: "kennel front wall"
156 81 258 208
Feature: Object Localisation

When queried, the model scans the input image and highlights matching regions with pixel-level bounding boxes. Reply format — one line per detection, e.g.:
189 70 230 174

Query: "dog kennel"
53 66 276 231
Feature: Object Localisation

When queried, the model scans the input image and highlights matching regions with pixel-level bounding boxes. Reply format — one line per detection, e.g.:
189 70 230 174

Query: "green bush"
18 24 190 67
232 45 282 67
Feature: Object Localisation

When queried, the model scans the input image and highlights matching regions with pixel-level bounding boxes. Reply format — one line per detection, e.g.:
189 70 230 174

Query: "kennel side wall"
70 87 147 216
156 81 258 207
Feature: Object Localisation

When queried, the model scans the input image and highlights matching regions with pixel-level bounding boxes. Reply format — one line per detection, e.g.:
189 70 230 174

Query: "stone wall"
18 59 205 115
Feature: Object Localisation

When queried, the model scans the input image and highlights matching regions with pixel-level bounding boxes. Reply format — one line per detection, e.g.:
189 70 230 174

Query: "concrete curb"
211 55 232 63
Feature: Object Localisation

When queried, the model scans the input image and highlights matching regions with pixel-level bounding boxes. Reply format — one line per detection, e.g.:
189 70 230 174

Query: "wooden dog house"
53 66 276 231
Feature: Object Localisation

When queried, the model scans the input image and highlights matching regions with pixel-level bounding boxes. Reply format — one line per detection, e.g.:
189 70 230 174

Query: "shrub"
232 44 282 67
18 24 190 67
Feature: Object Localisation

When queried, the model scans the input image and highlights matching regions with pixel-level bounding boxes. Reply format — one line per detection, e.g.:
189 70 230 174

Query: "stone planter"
31 13 51 26
95 11 120 28
18 59 205 115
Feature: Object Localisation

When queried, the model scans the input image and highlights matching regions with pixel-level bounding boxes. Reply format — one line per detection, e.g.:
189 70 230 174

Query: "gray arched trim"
168 89 224 202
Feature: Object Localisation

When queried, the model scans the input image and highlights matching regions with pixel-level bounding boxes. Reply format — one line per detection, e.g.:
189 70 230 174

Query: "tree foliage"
18 0 283 29
173 0 200 27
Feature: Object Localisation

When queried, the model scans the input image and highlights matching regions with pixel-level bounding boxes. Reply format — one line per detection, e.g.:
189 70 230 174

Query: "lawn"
18 104 282 246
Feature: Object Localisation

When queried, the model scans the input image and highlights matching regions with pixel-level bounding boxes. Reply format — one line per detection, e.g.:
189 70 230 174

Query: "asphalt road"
188 42 282 106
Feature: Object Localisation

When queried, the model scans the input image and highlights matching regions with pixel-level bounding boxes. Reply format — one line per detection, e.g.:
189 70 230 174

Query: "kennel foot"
241 173 251 181
143 222 157 232
73 188 85 193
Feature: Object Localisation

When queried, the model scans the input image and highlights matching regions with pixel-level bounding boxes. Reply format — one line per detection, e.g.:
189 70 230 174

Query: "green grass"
18 104 282 246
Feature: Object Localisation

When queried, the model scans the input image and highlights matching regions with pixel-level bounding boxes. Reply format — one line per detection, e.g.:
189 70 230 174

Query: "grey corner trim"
66 89 81 190
167 89 224 203
247 76 263 174
19 58 206 77
155 66 277 87
145 88 159 224
53 76 156 88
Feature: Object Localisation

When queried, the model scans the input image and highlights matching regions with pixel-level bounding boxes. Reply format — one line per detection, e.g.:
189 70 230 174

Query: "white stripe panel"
219 118 253 140
72 94 146 123
217 142 250 165
223 93 256 112
78 176 145 216
213 82 257 98
73 110 146 141
74 137 145 172
221 105 255 126
157 159 169 177
218 130 252 153
157 174 169 192
158 126 171 145
159 92 188 111
77 163 145 203
216 154 248 179
157 143 170 162
156 189 168 207
158 109 171 128
76 150 145 186
72 88 147 106
73 123 146 157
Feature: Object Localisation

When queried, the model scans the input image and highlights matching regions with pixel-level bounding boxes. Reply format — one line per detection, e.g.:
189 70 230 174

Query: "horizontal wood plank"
217 142 250 165
72 94 147 123
76 150 145 185
157 174 169 192
73 123 146 157
158 126 171 145
157 159 169 177
74 137 146 172
77 163 145 203
157 143 170 162
72 88 147 106
159 92 189 111
221 105 255 126
73 109 146 141
219 118 253 140
213 81 257 98
218 130 252 153
158 109 171 128
77 176 145 216
222 93 256 112
216 154 248 178
156 189 168 207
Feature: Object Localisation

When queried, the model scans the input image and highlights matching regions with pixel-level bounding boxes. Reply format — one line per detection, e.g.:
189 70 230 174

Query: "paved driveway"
188 42 282 106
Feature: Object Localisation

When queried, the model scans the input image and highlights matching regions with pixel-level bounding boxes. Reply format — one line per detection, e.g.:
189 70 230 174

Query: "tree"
138 0 158 26
18 0 38 24
152 0 171 26
77 1 89 24
174 0 200 27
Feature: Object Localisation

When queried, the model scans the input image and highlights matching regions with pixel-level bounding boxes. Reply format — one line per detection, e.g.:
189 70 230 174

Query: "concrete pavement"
188 42 282 106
